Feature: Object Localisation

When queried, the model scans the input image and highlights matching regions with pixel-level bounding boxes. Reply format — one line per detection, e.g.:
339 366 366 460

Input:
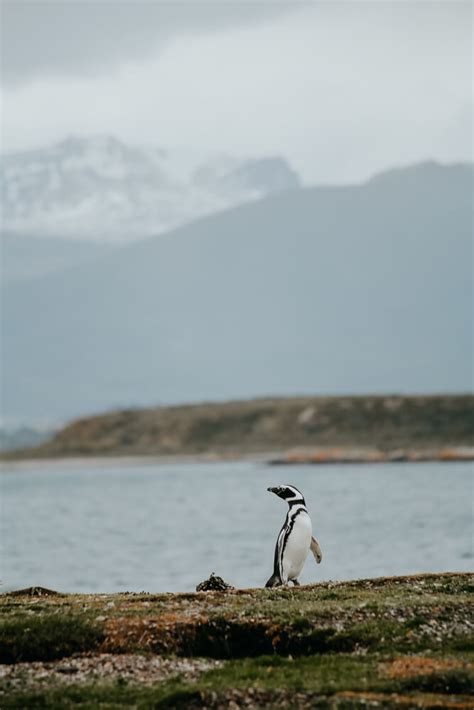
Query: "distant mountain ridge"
1 135 300 243
1 161 472 424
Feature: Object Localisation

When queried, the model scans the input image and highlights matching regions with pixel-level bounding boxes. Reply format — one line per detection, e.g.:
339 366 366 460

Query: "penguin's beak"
267 486 279 494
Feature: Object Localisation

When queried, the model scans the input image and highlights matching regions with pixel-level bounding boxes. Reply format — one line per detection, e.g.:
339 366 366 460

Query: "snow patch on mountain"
1 136 301 243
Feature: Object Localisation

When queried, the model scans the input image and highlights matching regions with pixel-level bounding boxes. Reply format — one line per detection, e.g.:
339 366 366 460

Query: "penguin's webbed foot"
265 573 282 588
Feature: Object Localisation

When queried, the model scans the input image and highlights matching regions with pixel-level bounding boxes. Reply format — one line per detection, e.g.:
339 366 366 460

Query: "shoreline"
1 446 473 470
0 450 277 470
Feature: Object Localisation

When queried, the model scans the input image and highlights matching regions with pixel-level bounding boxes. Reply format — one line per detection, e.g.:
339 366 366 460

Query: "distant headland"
2 395 473 463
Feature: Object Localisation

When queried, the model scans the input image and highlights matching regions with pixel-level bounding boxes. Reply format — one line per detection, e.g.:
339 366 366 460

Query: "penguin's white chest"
282 511 312 580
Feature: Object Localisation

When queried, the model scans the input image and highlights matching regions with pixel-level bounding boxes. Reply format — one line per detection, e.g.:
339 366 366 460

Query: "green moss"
449 635 474 653
398 668 474 695
199 654 381 693
0 613 104 663
0 680 197 709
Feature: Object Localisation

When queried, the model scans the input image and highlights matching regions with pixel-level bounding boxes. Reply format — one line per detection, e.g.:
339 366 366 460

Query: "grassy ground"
1 573 473 708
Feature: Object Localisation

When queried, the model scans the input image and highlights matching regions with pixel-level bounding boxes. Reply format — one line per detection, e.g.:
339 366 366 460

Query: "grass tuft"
398 668 474 695
0 613 104 663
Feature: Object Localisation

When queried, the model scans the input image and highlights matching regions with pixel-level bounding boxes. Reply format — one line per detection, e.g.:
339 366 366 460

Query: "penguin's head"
267 484 305 505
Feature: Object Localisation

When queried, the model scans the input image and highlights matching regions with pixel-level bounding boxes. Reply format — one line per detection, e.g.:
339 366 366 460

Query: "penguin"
265 484 322 587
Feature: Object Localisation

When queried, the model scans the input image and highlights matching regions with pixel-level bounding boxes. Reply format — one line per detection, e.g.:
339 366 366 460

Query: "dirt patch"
102 613 208 654
381 657 473 680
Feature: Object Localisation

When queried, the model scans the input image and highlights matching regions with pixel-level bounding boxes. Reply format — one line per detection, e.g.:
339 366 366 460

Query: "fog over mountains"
2 159 472 426
1 135 300 243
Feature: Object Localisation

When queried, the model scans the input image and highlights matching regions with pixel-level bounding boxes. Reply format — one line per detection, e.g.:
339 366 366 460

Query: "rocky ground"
0 654 222 694
0 573 473 708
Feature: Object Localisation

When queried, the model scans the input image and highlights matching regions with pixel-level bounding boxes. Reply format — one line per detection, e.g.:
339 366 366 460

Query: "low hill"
2 161 472 424
9 395 474 459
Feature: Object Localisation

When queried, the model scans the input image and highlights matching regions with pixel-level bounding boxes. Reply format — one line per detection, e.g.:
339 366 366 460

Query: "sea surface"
1 459 472 593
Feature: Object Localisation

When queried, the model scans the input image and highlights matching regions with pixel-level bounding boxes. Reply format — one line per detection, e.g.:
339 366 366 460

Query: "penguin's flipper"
310 536 322 564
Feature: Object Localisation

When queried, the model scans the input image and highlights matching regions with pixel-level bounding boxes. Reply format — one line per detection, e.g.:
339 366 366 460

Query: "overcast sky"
1 1 472 183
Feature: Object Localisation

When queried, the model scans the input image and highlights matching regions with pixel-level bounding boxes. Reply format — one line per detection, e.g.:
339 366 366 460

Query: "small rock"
56 665 77 674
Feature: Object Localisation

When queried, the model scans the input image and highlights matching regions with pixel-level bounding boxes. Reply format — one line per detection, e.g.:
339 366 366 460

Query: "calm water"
1 460 472 593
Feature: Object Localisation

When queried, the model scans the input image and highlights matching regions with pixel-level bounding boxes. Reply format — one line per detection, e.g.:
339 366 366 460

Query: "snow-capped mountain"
1 136 301 242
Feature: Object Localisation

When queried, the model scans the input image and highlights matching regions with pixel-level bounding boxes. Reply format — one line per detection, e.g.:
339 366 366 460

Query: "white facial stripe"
284 485 303 500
